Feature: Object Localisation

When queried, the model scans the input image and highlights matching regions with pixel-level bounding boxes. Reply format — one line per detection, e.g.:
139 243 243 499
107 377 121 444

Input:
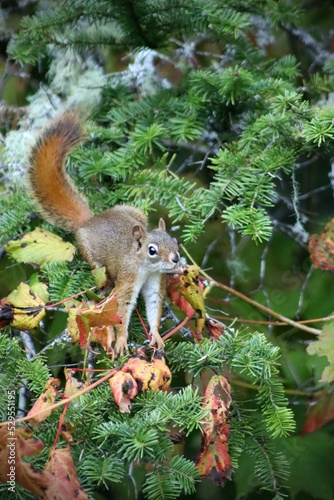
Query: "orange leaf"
90 325 115 355
42 446 89 499
309 218 334 270
150 351 172 391
122 356 157 392
121 348 172 392
107 348 172 412
27 378 61 424
76 292 121 348
108 371 138 413
0 426 47 496
196 375 232 485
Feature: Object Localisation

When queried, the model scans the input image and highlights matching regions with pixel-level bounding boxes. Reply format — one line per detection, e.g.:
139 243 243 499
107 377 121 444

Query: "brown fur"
28 111 180 355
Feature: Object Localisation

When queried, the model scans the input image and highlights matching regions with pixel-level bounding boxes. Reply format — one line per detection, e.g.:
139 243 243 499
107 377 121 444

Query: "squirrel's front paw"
149 331 165 351
114 336 128 357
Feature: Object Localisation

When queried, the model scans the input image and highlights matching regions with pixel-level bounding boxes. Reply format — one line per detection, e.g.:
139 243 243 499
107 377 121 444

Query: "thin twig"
181 244 321 335
213 280 320 335
0 369 116 428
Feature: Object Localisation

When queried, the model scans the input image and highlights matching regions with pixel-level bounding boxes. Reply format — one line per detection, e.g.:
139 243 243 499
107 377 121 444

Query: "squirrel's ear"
132 224 147 241
158 218 166 231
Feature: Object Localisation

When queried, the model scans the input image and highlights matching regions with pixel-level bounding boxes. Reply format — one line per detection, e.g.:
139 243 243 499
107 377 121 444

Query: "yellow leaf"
91 266 108 289
180 265 206 335
122 348 172 392
64 368 85 397
30 281 49 303
307 321 334 383
27 378 61 424
7 283 45 330
66 302 84 343
4 227 75 267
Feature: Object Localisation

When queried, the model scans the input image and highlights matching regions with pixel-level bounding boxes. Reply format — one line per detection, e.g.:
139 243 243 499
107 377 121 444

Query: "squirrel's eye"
148 244 158 257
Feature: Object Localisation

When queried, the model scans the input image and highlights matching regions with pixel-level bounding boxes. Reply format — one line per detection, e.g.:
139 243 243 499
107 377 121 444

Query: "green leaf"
168 456 199 495
217 65 254 105
222 206 273 242
131 123 167 155
302 112 334 146
80 455 125 488
143 469 181 500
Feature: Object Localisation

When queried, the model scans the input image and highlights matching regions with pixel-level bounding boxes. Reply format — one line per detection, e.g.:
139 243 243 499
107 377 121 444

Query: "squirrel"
27 111 180 356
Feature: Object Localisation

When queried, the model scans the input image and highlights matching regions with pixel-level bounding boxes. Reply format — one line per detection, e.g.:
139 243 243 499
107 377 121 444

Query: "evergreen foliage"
40 262 95 303
2 0 334 499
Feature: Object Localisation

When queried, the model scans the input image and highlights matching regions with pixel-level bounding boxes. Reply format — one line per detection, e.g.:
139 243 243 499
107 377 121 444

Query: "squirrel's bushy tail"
28 111 92 231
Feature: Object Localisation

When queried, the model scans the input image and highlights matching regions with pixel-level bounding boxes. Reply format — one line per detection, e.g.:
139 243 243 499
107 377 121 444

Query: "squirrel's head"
133 218 179 272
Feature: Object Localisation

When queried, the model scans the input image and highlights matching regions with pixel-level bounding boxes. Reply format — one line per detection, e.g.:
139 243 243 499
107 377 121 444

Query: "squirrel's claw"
149 331 165 351
114 336 129 357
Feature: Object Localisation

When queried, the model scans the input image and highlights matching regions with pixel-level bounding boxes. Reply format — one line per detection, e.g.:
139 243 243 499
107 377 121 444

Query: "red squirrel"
28 111 180 355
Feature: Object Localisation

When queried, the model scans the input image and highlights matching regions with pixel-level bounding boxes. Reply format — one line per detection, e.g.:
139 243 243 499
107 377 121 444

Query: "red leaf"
0 426 47 496
309 218 334 270
196 430 232 485
206 319 224 340
167 275 195 317
42 446 89 499
302 391 334 435
196 375 232 485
